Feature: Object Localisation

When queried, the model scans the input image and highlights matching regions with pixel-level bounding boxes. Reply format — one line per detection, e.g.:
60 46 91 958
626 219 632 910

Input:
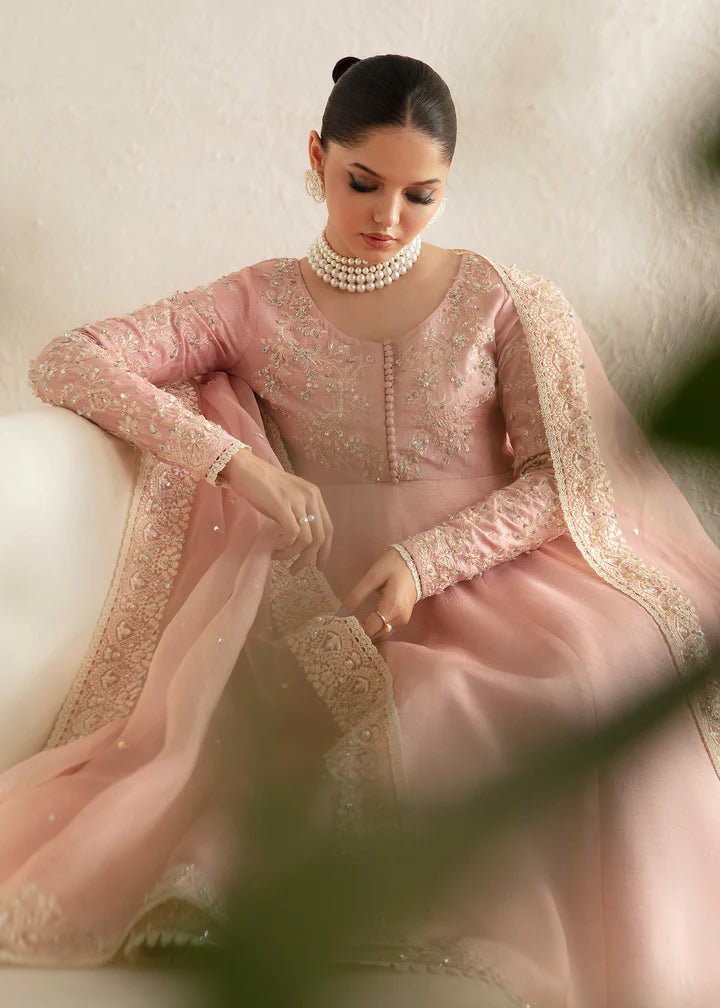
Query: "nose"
373 194 402 228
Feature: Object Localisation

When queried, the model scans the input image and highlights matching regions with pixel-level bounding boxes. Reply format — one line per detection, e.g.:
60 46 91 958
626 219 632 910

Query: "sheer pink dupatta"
486 260 720 769
0 375 288 963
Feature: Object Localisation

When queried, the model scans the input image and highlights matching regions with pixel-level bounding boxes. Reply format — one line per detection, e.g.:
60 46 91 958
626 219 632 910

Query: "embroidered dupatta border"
256 400 409 835
485 258 719 778
42 380 200 749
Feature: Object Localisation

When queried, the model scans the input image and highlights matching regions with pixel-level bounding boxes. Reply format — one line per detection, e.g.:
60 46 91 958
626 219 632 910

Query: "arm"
391 289 567 601
26 269 257 486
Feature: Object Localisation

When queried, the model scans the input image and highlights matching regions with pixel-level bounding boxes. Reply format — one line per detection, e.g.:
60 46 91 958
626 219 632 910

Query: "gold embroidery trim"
205 438 252 486
389 543 423 602
0 863 226 966
43 380 201 748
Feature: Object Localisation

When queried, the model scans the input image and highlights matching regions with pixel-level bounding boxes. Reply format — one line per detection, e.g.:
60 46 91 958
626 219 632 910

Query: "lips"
364 233 394 240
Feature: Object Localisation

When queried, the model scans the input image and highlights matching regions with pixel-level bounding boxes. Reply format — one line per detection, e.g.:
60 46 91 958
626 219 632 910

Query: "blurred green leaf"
646 324 720 453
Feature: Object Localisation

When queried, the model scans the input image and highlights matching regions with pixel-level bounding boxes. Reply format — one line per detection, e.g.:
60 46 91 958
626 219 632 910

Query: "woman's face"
308 125 449 261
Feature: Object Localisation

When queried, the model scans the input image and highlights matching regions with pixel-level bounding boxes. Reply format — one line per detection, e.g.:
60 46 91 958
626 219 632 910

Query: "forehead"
332 127 446 178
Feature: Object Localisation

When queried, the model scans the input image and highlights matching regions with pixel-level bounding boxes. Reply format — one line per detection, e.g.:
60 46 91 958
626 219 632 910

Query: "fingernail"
335 605 348 617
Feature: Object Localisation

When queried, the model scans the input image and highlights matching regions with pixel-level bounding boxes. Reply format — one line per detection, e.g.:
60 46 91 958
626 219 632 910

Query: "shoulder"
223 256 298 294
456 250 572 313
206 257 295 303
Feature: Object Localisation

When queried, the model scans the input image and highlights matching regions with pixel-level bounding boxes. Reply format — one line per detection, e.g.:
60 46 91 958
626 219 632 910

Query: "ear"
308 130 324 171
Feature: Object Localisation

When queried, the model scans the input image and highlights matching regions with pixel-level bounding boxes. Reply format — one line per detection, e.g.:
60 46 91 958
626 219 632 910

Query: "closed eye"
348 177 435 206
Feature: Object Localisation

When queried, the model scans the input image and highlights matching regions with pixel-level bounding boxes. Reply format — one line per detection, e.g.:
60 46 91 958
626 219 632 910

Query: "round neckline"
293 249 467 347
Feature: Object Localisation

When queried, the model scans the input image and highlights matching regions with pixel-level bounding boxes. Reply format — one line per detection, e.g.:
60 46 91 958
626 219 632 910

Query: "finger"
289 509 326 572
341 566 385 616
273 510 314 560
271 512 301 554
363 585 397 638
315 499 334 570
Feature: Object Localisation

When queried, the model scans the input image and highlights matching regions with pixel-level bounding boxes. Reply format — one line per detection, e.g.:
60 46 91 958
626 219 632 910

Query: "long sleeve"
392 289 567 601
27 269 258 486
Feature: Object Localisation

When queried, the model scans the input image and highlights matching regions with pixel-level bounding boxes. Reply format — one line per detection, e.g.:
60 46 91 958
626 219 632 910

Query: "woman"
5 53 720 1008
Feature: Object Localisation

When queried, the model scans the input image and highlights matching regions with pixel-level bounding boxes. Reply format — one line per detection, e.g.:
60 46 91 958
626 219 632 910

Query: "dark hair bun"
332 56 361 84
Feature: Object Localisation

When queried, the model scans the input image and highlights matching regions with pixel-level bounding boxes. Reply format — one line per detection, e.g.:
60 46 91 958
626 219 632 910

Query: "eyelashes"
347 178 435 206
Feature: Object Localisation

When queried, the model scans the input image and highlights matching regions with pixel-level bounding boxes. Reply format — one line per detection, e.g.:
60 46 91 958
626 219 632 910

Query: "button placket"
383 342 400 484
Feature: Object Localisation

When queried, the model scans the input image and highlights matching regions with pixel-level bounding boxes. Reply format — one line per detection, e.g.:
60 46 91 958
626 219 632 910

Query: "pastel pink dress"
7 249 720 1008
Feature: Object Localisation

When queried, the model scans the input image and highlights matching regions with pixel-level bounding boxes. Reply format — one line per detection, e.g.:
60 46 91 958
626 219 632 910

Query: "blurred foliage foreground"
146 122 720 1008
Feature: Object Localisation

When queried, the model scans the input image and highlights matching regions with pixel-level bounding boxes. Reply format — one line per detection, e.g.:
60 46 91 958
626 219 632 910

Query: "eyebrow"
349 162 440 186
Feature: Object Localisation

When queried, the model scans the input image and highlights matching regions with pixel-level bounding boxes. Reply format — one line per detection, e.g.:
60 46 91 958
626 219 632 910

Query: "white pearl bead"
307 232 422 296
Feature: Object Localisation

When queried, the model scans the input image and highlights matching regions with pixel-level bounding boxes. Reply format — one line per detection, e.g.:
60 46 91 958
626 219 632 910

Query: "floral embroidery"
27 331 238 482
254 258 385 481
26 270 253 483
253 254 504 483
399 467 566 598
82 274 244 374
393 252 501 479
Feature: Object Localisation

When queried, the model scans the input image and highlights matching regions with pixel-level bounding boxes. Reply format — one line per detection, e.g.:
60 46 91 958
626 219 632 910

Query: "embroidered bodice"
27 250 567 600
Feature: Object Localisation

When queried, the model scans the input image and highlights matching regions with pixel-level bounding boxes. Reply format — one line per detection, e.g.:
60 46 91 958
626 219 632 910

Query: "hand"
224 449 334 572
338 547 419 641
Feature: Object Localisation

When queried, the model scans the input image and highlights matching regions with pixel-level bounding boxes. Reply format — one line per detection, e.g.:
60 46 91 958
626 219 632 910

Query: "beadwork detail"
253 254 501 483
393 252 500 479
383 341 400 484
254 258 385 481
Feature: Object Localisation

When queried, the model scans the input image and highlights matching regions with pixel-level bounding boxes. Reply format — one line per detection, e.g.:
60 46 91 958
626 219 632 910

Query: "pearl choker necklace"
308 231 422 292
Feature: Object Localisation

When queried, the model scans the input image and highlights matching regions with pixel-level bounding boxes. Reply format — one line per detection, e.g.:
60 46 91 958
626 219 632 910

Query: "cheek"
331 189 361 223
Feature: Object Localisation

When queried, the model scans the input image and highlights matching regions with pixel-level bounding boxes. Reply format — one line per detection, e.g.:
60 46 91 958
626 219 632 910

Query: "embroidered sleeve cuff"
205 439 253 488
395 468 567 599
389 543 423 603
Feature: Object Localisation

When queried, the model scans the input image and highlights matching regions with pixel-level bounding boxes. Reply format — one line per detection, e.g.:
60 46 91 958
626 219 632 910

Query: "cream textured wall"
2 0 719 539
